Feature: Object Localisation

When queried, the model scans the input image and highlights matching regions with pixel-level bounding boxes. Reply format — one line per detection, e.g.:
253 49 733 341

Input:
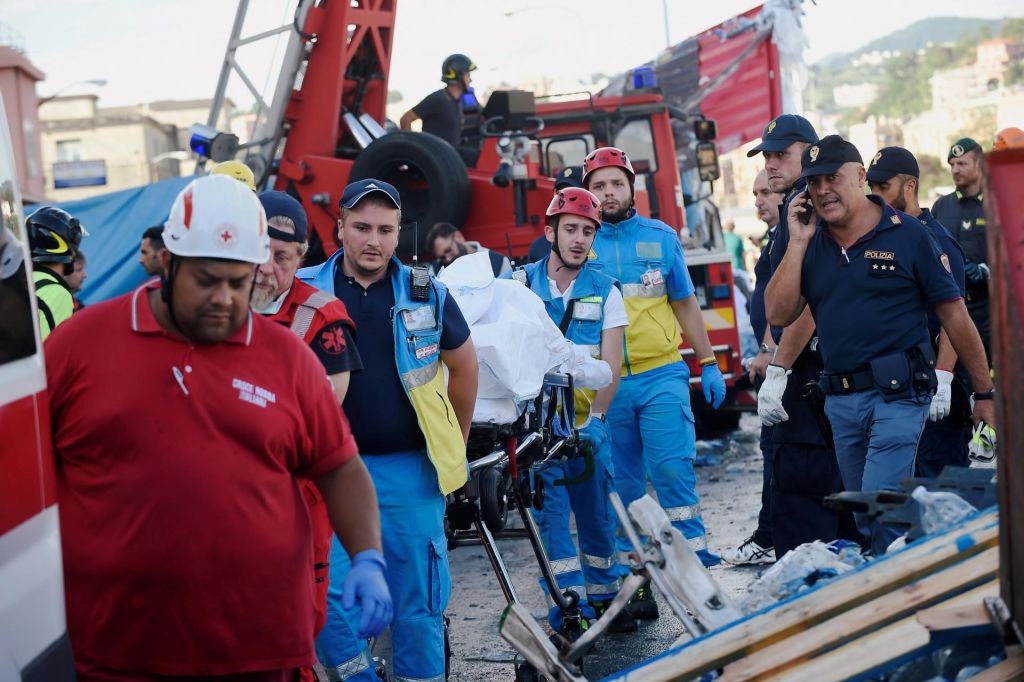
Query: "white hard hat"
164 174 270 264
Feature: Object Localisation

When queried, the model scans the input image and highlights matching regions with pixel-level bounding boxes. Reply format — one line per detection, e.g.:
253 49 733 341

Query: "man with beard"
722 169 785 566
45 175 391 680
932 138 990 358
866 147 972 477
254 191 362 403
584 146 726 621
299 179 477 682
510 186 635 633
426 221 511 277
766 135 995 556
139 226 166 277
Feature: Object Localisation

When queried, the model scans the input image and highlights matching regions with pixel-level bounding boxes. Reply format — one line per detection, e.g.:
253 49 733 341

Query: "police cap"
866 146 920 182
554 166 584 191
800 135 863 179
746 114 819 157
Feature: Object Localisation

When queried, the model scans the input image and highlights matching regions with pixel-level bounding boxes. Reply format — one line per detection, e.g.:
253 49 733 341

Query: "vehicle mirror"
696 142 720 182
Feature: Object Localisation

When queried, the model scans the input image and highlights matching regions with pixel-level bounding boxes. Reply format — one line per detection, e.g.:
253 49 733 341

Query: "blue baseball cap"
554 165 584 190
258 191 308 242
866 147 920 182
339 178 401 210
746 114 819 157
800 135 863 179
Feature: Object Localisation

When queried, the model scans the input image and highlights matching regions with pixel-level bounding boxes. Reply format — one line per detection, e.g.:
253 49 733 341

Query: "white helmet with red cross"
164 174 270 264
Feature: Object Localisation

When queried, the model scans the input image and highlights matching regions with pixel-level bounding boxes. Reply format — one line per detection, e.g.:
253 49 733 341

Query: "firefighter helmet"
164 175 270 264
441 54 477 84
545 187 601 228
27 206 88 265
211 159 256 191
993 127 1024 152
582 147 635 185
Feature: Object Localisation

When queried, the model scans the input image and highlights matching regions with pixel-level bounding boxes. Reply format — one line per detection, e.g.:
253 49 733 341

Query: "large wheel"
479 466 509 534
349 132 471 259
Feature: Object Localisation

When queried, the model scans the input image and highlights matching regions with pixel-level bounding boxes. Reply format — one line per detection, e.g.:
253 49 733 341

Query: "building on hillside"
931 38 1023 113
833 83 879 109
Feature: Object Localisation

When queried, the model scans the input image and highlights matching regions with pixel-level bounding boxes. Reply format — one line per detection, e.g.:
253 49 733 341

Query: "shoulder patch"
317 324 347 355
940 253 951 273
890 214 900 225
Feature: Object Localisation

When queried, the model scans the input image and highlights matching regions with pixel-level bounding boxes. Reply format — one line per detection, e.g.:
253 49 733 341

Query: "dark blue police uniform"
797 139 961 554
767 181 853 558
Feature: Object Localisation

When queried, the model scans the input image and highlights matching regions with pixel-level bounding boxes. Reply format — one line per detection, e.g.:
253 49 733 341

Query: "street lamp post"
37 79 108 106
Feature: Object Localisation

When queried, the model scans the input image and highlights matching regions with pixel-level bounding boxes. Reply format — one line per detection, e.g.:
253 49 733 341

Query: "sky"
5 0 1023 113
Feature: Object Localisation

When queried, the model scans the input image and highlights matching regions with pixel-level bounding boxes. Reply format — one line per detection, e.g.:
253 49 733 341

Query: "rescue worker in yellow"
584 147 727 622
27 206 88 339
211 159 257 191
298 178 477 681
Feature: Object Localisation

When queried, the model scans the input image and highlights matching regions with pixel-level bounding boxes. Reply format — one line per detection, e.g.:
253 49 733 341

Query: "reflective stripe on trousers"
321 650 373 681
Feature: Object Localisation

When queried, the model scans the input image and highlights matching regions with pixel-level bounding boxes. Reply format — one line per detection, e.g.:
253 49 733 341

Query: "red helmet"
546 187 602 227
582 147 635 185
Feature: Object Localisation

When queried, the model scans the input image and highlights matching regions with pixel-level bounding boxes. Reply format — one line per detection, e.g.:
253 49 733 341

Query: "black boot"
626 585 659 620
590 599 639 633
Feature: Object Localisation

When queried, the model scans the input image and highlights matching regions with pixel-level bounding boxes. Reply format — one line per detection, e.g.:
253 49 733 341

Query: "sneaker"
720 536 774 565
626 585 659 620
591 599 639 633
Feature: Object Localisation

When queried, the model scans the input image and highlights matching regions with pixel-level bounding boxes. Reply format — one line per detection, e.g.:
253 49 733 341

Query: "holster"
867 343 936 403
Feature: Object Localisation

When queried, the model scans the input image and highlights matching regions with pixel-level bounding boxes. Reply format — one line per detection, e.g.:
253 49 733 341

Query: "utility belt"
820 343 937 402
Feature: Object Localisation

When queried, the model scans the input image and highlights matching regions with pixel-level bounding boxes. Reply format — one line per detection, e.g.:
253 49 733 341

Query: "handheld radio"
409 221 431 301
507 232 529 285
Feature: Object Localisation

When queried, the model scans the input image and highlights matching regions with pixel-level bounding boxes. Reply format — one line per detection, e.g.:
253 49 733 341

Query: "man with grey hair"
255 191 362 403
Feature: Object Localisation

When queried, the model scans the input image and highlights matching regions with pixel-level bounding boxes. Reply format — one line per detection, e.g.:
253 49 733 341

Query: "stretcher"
446 372 604 679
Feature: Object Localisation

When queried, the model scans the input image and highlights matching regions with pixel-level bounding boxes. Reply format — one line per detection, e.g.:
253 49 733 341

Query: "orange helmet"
582 147 635 185
546 187 602 227
993 127 1024 152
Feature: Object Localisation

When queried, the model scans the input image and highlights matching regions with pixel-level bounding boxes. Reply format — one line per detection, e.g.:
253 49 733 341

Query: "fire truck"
190 2 785 429
0 95 75 680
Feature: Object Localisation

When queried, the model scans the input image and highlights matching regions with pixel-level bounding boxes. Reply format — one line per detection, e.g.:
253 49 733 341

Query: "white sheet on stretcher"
439 252 612 424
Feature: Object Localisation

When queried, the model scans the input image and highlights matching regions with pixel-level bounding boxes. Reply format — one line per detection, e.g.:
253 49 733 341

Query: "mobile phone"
410 265 431 302
798 199 812 225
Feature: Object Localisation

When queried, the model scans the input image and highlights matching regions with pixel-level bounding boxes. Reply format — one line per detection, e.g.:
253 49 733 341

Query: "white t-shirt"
548 278 629 330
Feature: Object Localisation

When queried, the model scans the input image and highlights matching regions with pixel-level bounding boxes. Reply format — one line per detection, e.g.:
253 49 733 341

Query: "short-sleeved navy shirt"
749 226 776 344
335 261 471 454
800 195 962 374
412 88 463 148
918 208 966 342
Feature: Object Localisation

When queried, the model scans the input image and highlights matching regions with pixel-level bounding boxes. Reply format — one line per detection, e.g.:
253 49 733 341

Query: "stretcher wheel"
514 663 540 682
479 466 509 534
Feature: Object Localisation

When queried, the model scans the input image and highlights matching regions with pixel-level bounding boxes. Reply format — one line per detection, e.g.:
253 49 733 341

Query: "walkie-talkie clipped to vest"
410 221 431 301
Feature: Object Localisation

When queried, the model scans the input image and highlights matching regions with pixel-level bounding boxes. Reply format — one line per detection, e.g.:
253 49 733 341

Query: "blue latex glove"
701 363 726 409
964 260 989 285
342 549 393 639
581 416 610 451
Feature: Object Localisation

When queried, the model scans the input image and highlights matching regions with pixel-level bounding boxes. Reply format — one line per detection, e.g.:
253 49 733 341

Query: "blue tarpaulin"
52 176 193 305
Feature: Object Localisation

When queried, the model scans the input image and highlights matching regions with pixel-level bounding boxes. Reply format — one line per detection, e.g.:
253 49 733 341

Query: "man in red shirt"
46 175 392 682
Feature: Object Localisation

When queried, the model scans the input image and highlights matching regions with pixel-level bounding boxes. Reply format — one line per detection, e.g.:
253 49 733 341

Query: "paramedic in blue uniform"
744 115 852 560
865 146 973 477
932 138 990 359
510 186 635 633
766 135 996 556
583 146 726 621
299 179 478 682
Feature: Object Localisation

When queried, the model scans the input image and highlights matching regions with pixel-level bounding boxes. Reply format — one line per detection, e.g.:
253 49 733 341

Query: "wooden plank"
916 583 999 632
719 550 998 680
766 584 999 682
969 646 1024 682
608 511 998 682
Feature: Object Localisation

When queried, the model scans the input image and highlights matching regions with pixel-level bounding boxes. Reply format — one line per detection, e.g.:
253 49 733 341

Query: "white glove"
928 369 954 422
758 364 791 426
968 421 997 468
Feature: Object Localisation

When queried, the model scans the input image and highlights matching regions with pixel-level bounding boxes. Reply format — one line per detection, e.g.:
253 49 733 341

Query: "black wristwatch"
972 389 996 401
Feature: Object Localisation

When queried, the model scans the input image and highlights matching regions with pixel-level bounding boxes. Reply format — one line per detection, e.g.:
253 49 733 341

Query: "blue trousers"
824 392 929 556
316 451 450 682
531 423 620 613
608 362 718 567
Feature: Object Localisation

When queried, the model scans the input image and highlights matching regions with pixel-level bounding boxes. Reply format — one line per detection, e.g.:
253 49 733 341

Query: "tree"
1001 17 1024 44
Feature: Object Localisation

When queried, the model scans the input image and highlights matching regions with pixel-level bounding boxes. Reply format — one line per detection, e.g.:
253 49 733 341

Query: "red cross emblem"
318 326 346 355
220 229 234 244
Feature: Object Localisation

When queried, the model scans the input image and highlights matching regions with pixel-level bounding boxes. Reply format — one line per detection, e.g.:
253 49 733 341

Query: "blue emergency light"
189 124 239 162
630 66 657 90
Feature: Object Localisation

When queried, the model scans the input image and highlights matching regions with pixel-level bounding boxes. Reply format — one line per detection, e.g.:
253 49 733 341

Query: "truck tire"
349 132 471 259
